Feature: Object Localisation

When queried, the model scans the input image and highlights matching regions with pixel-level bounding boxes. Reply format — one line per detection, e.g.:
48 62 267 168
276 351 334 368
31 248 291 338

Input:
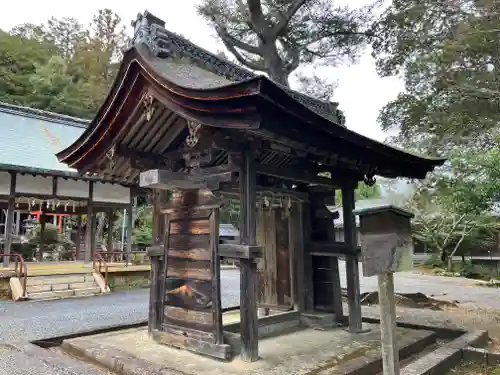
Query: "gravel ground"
1 264 500 343
0 269 240 343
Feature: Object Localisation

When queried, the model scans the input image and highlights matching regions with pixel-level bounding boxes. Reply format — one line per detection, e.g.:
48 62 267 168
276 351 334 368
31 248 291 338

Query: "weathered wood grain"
152 329 231 361
168 234 210 252
166 209 212 221
165 305 213 326
169 219 210 235
162 323 214 342
167 266 211 281
168 248 210 261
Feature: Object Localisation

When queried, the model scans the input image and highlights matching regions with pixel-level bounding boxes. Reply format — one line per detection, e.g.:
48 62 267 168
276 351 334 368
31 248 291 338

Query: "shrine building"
0 102 134 267
55 11 445 363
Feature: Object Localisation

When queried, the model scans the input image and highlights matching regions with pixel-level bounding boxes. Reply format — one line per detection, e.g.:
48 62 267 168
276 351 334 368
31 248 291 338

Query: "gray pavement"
1 263 500 344
0 269 240 343
339 260 500 308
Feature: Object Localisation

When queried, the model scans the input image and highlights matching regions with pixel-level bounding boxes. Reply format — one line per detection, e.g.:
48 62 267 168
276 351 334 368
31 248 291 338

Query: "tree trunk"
259 38 289 87
447 257 453 273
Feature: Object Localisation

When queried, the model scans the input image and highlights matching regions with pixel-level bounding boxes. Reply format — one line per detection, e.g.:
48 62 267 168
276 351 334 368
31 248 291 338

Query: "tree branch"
224 42 266 71
246 0 266 33
213 20 261 55
272 0 309 37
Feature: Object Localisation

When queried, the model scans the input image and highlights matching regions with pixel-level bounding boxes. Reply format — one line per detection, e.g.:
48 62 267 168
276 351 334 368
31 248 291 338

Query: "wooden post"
341 187 364 333
148 255 160 335
38 211 46 262
302 201 314 312
85 182 94 264
378 272 400 375
90 210 97 262
325 191 343 322
75 215 82 260
107 209 113 252
126 203 133 263
239 151 259 362
288 204 296 309
295 202 306 313
3 172 15 268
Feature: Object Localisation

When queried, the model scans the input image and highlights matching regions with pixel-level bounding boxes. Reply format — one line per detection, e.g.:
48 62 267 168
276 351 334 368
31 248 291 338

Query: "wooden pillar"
75 215 82 260
107 209 113 252
84 182 94 264
327 193 343 322
287 205 296 309
38 211 46 262
341 186 363 333
152 189 169 245
3 172 16 268
239 151 258 362
295 202 306 313
14 211 20 237
126 202 133 263
302 201 314 312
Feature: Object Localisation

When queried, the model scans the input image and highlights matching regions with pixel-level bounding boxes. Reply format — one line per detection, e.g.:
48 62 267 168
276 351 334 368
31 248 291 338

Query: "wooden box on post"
354 205 414 278
354 204 414 375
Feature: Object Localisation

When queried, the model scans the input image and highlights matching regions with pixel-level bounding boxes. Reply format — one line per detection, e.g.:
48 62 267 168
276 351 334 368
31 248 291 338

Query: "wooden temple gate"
53 10 445 364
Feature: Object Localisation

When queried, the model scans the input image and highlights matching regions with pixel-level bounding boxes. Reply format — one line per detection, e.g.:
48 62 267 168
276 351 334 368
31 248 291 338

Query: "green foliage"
220 199 240 227
421 254 444 269
1 9 128 118
10 243 36 260
0 30 56 106
372 0 500 154
458 262 492 281
334 182 382 206
407 149 500 265
27 223 74 251
132 205 153 248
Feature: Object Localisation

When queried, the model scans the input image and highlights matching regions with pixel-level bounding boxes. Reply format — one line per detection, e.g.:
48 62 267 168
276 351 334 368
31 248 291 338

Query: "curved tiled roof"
0 102 89 174
130 11 346 126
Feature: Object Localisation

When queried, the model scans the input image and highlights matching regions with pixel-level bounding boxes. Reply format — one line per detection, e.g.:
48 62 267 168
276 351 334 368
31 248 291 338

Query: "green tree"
372 0 500 154
0 31 55 105
198 0 377 90
408 148 500 269
4 9 128 118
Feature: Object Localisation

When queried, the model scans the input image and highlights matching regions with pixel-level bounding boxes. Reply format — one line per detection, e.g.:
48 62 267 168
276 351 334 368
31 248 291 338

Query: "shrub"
422 254 444 269
459 262 492 280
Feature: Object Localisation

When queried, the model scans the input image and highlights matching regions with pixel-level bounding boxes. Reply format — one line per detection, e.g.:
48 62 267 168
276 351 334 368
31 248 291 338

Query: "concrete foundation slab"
62 324 435 375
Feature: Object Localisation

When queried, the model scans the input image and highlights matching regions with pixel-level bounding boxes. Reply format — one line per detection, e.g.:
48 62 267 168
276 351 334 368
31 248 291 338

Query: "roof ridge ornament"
186 120 202 148
142 93 155 121
130 11 165 50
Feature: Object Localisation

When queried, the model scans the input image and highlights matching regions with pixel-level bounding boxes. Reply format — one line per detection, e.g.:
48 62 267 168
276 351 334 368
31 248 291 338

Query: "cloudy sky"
0 0 404 142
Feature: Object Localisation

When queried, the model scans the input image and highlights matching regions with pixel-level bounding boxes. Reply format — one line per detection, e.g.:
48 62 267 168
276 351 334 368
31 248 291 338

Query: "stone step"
27 274 92 286
29 289 76 300
29 286 101 300
26 280 97 293
73 286 101 297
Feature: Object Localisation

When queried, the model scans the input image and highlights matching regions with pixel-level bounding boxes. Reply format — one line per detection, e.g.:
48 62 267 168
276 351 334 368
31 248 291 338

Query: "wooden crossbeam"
139 164 237 190
219 244 262 259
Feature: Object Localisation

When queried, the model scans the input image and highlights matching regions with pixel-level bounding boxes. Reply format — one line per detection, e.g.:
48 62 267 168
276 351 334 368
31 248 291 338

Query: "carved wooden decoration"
152 189 230 360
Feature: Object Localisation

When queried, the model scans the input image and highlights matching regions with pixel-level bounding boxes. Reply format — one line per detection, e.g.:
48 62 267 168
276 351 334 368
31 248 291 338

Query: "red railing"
0 252 28 298
92 251 149 290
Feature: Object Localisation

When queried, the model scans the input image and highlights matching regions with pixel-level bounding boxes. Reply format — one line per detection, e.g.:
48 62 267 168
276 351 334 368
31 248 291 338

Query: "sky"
0 0 404 143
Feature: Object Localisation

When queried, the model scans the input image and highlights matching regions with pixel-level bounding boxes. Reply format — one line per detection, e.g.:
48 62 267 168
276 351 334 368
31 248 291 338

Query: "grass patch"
108 275 150 290
446 361 500 375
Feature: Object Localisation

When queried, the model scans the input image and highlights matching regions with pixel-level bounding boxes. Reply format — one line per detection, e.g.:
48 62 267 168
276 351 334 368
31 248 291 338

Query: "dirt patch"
357 291 459 310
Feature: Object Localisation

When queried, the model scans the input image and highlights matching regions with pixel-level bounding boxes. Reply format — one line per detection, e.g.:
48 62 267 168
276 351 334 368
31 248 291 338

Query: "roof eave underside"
56 47 445 180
